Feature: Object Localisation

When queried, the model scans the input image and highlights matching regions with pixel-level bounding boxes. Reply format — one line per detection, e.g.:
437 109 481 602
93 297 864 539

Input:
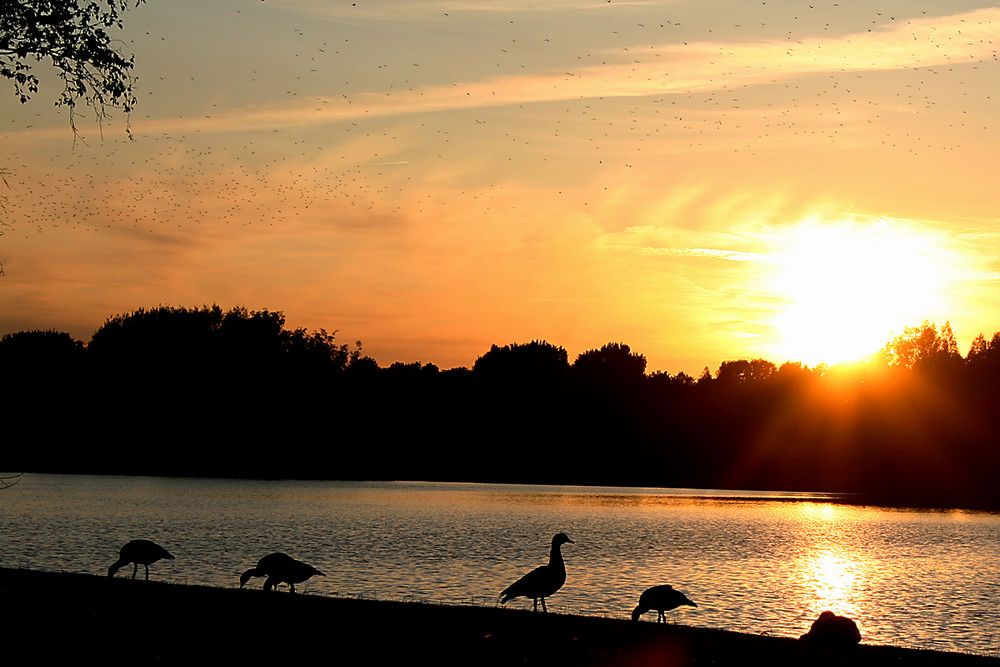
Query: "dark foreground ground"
0 568 995 666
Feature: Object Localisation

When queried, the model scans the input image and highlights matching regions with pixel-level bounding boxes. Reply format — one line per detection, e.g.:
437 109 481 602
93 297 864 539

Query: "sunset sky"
2 0 999 373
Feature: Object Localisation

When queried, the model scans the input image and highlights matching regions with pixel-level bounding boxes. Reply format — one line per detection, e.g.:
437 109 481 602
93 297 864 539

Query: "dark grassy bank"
0 568 994 666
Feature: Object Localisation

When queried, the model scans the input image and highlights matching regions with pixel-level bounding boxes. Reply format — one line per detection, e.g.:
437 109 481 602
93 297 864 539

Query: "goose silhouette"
631 585 698 622
108 539 174 580
239 552 324 593
499 532 573 612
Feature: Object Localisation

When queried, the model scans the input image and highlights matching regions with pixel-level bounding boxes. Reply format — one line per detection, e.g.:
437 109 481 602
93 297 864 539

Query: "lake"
1 474 997 656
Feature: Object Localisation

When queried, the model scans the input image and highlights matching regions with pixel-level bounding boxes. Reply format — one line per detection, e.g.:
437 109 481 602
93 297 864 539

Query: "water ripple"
1 475 998 655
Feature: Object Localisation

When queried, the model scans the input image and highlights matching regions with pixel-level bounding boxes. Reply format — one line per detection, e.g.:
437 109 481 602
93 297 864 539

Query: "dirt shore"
0 568 994 665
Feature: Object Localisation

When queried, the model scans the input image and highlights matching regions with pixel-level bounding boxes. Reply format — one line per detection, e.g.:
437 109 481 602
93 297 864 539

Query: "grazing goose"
631 585 698 622
499 532 574 612
108 539 175 580
239 553 324 593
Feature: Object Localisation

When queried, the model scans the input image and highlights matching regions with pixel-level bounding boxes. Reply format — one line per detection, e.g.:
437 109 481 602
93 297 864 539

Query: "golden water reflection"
798 549 862 618
7 477 1000 654
787 503 871 623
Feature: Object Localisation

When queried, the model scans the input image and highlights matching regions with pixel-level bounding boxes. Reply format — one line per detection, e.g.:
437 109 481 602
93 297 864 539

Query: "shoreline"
26 470 1000 512
1 568 995 665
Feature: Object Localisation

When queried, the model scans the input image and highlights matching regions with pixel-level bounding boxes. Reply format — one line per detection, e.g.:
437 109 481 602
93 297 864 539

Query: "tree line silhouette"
5 306 1000 509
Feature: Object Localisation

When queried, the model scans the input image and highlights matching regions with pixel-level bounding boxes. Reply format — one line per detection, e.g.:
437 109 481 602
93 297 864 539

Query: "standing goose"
631 584 698 622
108 539 175 580
499 532 574 612
239 552 324 593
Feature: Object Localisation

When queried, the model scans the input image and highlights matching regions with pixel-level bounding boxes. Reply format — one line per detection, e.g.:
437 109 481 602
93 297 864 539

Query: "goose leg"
540 598 547 613
131 563 138 579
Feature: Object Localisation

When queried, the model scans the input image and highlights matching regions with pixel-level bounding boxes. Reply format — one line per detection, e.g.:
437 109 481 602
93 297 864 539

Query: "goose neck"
549 544 565 567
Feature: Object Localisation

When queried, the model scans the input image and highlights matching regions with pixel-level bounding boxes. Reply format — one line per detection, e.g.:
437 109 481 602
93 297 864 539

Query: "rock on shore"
0 568 994 666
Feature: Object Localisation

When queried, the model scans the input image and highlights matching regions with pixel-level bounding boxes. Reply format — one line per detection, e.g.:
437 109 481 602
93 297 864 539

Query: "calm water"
1 474 998 655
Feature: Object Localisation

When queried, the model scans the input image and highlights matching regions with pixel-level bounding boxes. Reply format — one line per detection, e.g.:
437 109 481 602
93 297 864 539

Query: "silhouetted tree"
646 370 668 390
966 332 1000 368
0 328 83 358
0 328 84 383
282 327 358 377
344 354 379 380
88 304 224 373
473 340 569 383
466 341 572 481
774 361 818 388
572 342 646 389
673 371 696 386
385 361 439 380
219 306 284 358
882 321 960 371
1 0 145 129
715 358 777 384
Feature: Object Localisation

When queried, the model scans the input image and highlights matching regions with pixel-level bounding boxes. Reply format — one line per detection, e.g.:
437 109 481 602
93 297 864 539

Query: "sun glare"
805 550 860 613
772 218 950 367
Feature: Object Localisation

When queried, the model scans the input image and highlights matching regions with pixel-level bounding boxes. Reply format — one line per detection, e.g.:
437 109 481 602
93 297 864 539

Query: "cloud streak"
7 7 995 142
141 8 1000 134
607 245 773 263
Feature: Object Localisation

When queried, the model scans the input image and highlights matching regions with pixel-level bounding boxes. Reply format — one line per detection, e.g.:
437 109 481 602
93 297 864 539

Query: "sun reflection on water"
800 550 860 616
786 503 871 627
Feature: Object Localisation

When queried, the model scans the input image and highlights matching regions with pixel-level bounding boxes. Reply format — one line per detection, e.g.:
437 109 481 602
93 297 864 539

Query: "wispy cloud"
275 0 653 19
7 7 994 142
606 245 773 262
151 8 1000 131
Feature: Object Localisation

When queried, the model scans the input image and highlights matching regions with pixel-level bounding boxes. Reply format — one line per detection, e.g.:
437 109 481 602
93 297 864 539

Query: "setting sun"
772 218 953 367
